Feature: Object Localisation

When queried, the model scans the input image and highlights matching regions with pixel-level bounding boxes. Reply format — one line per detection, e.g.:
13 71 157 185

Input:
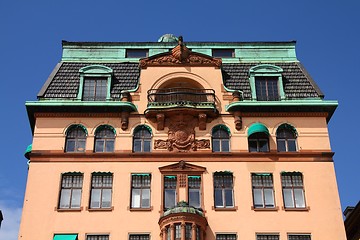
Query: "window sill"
212 206 238 211
87 207 114 212
55 207 83 212
252 206 279 211
282 206 310 211
128 206 153 211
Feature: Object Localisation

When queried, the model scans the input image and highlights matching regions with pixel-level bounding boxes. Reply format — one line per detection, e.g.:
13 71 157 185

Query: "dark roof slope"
39 62 323 100
222 62 323 99
40 62 140 99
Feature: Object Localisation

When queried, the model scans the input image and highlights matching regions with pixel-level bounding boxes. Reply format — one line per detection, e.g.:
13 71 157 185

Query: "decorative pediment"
159 160 206 173
140 36 222 69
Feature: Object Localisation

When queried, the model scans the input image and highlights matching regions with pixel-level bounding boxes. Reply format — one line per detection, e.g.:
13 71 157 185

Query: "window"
248 133 269 152
129 234 150 240
216 234 237 240
83 77 107 101
212 49 235 58
126 49 149 58
277 124 297 152
131 174 151 209
249 64 285 101
255 77 279 101
59 173 83 209
282 172 306 209
94 125 115 152
175 224 181 240
65 125 87 152
212 125 230 152
288 235 311 240
133 125 152 152
252 173 275 208
90 173 113 209
164 176 177 209
257 234 279 240
214 173 234 208
87 235 109 240
188 176 201 208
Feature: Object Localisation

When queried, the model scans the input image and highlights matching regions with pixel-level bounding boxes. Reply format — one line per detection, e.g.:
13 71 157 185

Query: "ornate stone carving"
198 113 207 130
140 36 222 68
121 111 129 130
179 174 187 188
234 111 242 131
156 113 165 130
154 114 210 152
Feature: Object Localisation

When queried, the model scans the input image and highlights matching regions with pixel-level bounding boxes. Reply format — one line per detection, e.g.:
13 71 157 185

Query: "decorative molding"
159 160 206 173
154 114 210 152
233 111 242 131
140 37 222 69
121 111 130 130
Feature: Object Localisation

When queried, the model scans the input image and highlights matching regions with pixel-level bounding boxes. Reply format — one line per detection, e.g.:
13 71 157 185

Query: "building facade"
20 35 346 240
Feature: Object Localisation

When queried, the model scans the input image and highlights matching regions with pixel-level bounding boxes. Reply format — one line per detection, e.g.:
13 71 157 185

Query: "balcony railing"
147 88 216 108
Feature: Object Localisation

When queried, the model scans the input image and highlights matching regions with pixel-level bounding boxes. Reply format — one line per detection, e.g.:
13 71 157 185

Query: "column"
181 222 186 240
191 223 197 240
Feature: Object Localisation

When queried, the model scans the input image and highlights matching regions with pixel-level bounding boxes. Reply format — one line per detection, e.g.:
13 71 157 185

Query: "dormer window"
78 65 113 101
126 49 149 58
212 49 235 58
249 64 285 101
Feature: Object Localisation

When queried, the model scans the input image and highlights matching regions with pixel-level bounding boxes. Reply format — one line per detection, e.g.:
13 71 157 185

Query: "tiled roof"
40 62 322 100
42 62 140 99
222 62 323 99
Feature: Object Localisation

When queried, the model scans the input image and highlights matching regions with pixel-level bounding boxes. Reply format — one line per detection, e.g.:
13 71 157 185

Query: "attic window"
249 64 285 101
126 49 149 58
78 65 113 101
212 49 235 58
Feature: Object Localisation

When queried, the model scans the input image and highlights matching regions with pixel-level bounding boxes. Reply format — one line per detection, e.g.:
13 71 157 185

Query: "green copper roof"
158 34 178 43
248 123 269 136
53 234 78 240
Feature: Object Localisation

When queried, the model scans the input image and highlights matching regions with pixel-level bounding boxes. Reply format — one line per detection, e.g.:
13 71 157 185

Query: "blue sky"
0 1 359 239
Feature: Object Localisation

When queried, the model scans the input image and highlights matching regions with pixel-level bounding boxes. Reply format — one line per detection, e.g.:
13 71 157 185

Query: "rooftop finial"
178 36 183 46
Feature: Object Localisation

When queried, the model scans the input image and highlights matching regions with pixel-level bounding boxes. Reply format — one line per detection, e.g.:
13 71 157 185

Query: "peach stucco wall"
19 161 345 240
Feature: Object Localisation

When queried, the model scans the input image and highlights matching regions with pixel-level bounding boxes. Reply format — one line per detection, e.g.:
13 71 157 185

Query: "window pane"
253 188 263 207
142 189 150 208
259 140 269 152
287 140 297 152
277 139 286 152
95 140 105 152
283 189 294 208
105 140 114 152
264 189 275 207
90 189 101 208
294 189 305 208
249 140 258 152
214 189 224 207
225 189 234 207
221 139 230 152
212 49 234 58
71 189 81 208
77 140 86 152
131 189 141 208
66 140 76 152
189 189 201 208
101 189 112 208
164 189 176 209
143 140 151 152
126 49 149 58
59 189 71 208
213 139 220 152
134 140 142 152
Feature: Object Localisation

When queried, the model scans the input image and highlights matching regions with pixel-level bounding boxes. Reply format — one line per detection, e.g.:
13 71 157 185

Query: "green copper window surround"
77 65 113 101
53 234 78 240
249 64 285 101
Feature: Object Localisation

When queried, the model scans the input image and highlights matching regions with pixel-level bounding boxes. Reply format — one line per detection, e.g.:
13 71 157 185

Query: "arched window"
65 125 87 152
94 125 115 152
248 123 269 152
133 125 152 152
212 125 230 152
276 124 297 152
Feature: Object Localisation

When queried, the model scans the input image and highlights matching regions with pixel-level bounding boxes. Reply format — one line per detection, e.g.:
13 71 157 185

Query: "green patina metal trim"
61 41 298 62
276 123 298 136
95 124 116 135
26 101 138 111
188 176 201 179
132 173 151 176
225 100 338 112
24 144 32 160
164 176 176 179
53 234 78 240
248 123 269 136
66 124 88 136
280 171 302 175
134 125 152 135
79 65 113 74
214 171 233 175
252 173 272 176
212 124 231 135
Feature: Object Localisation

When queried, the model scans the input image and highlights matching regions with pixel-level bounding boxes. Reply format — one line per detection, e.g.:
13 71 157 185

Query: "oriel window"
164 176 177 209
